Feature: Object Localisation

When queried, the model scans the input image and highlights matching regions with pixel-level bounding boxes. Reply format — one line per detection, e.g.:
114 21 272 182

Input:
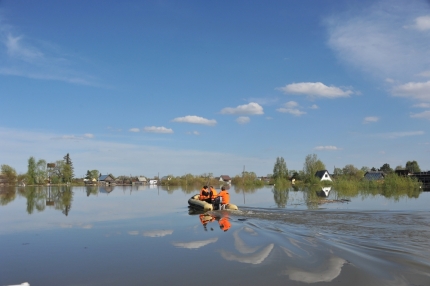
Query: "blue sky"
1 0 430 178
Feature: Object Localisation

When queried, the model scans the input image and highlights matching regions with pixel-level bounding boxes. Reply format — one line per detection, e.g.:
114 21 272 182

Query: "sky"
1 0 430 178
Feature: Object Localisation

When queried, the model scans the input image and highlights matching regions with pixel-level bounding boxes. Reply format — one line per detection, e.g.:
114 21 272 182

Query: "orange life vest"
218 190 230 204
210 187 218 199
199 188 209 200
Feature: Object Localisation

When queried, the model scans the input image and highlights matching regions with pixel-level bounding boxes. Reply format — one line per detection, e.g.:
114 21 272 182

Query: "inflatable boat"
188 194 238 211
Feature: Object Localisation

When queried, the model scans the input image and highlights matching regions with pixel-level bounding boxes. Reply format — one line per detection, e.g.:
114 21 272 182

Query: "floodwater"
1 185 429 286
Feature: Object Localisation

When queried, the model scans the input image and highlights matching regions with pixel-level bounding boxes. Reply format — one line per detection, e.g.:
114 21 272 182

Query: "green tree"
333 167 343 176
35 159 47 184
90 170 99 180
1 164 17 185
27 157 37 185
63 153 74 179
361 166 370 173
273 157 288 180
379 163 393 174
405 160 421 173
303 154 326 182
85 170 92 180
62 164 73 183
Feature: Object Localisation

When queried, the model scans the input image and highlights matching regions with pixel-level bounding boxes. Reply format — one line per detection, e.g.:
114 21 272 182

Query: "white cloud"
385 78 395 83
143 126 173 133
412 15 430 31
236 116 250 124
325 0 430 81
129 128 140 132
392 80 430 102
5 34 43 62
186 131 200 135
411 111 430 120
172 115 217 126
413 103 430 108
0 18 103 86
220 102 264 115
310 104 319 109
276 101 306 116
53 134 95 140
284 101 299 108
363 116 379 124
314 146 340 151
277 82 352 98
376 131 424 139
277 108 306 116
417 71 430 77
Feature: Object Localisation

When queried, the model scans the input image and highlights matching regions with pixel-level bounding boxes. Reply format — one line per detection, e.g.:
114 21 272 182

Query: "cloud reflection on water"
142 230 174 237
220 243 274 265
172 237 218 249
283 256 347 283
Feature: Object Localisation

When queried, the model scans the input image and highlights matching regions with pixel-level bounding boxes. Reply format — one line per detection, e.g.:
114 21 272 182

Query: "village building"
98 174 115 186
363 171 385 181
217 175 232 183
315 170 332 182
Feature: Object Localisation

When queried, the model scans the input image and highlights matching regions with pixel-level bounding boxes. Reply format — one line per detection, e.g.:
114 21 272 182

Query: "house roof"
99 174 113 181
364 171 385 181
220 175 231 181
138 176 147 182
315 170 330 179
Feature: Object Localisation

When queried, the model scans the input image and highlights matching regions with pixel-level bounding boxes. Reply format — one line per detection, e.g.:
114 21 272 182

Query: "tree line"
272 154 422 184
1 153 75 186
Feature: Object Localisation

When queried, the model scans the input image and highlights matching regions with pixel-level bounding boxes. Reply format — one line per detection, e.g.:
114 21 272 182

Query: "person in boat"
214 186 230 210
199 185 211 203
209 186 217 203
218 214 231 232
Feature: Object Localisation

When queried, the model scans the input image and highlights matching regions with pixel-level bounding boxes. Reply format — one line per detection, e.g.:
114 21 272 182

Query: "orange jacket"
218 190 230 204
199 188 209 200
209 187 218 199
219 217 231 231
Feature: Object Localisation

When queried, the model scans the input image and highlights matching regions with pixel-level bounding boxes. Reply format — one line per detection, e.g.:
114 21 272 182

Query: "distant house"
395 169 411 177
149 179 158 185
315 170 332 182
137 176 147 184
218 175 232 183
364 171 385 181
99 174 115 186
160 176 171 181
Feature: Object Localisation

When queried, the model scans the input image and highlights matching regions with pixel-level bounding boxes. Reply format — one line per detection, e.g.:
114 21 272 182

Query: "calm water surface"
1 185 429 285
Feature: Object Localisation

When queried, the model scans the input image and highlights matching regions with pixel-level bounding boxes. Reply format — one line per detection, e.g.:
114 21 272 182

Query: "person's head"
221 186 225 190
203 185 208 189
210 185 213 188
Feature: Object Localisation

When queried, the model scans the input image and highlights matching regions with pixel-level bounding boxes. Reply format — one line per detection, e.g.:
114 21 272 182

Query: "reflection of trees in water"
272 186 289 208
303 186 320 210
181 185 200 194
47 186 74 216
0 187 17 206
234 186 262 194
19 186 74 216
85 186 98 196
21 186 46 214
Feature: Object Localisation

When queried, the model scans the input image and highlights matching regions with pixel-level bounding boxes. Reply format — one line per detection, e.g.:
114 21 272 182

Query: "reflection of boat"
188 194 238 211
